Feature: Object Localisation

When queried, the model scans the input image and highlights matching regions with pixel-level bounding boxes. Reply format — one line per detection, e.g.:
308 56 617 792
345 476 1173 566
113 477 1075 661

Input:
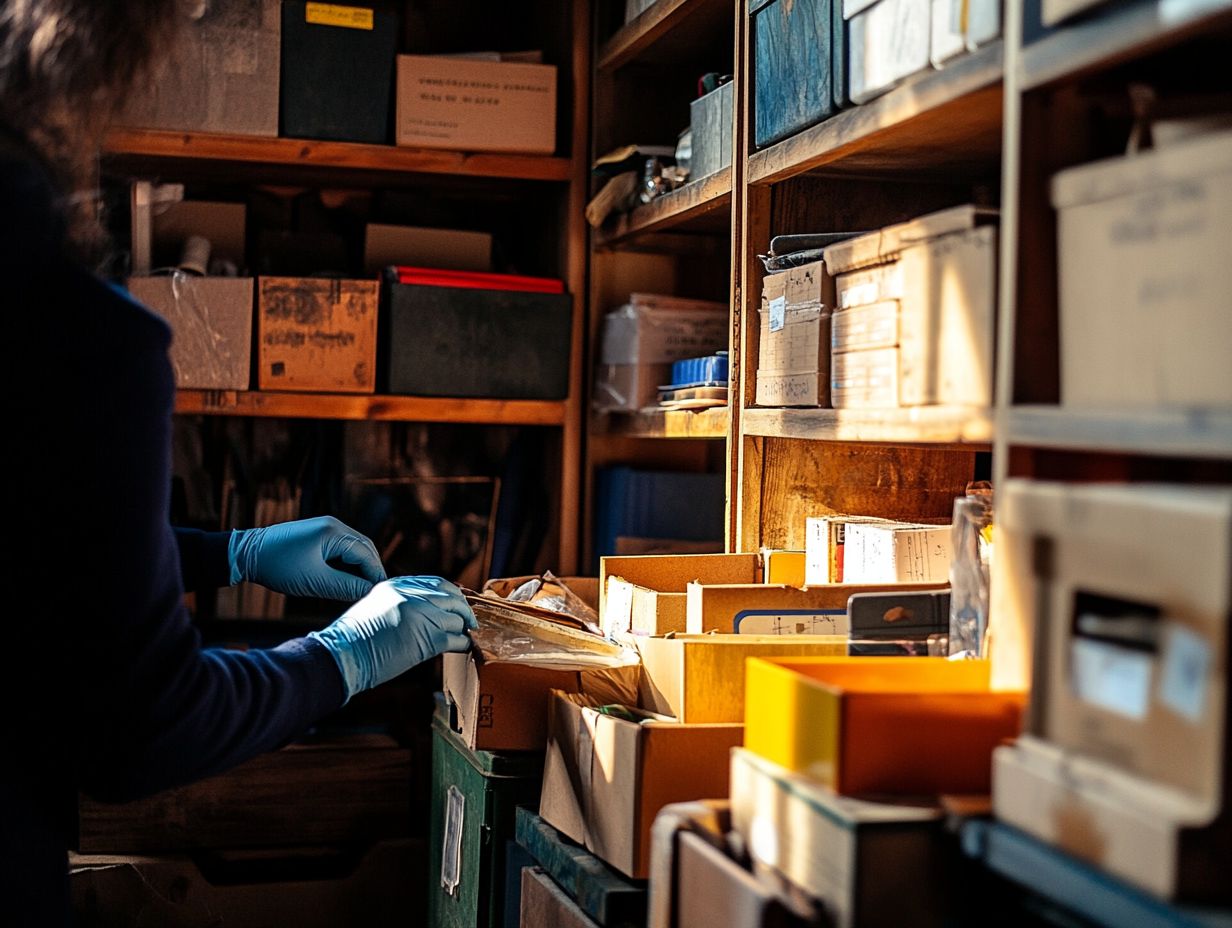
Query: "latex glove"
308 576 476 701
228 516 386 602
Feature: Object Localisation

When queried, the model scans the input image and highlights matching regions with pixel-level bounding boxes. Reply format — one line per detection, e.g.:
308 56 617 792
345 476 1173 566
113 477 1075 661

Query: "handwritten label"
306 2 374 29
769 295 787 333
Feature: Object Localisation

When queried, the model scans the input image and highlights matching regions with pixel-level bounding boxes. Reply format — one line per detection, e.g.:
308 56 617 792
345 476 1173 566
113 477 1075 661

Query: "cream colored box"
1053 130 1232 409
831 347 899 408
396 55 556 154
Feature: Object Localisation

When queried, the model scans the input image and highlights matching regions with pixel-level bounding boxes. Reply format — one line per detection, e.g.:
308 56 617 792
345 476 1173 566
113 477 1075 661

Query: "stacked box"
756 261 834 407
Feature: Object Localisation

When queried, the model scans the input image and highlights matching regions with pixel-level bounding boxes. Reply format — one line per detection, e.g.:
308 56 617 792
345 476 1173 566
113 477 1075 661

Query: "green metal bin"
428 698 543 928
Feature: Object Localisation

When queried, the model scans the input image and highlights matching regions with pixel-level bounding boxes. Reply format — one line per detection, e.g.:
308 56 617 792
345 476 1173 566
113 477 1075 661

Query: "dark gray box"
385 283 572 399
689 81 734 180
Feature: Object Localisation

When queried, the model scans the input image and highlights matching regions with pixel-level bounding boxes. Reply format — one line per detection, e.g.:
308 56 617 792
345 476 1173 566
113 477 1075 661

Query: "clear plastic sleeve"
948 482 995 656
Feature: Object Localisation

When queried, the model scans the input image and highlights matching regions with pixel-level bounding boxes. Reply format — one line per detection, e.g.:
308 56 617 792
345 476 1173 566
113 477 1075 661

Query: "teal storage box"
428 699 543 928
751 0 841 149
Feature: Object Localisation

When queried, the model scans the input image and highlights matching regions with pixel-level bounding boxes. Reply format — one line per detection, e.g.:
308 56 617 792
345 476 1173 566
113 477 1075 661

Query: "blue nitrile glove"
228 516 386 602
308 576 477 701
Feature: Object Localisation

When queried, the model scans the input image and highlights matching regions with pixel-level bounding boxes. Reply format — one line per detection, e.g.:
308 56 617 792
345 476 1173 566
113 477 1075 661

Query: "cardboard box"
127 276 253 391
830 347 899 408
830 300 899 354
520 867 601 928
744 657 1025 794
755 261 834 408
846 0 930 104
595 295 729 412
686 580 946 635
931 0 967 66
647 801 733 928
117 0 280 137
539 691 743 879
804 515 899 585
826 204 998 273
999 480 1232 802
397 55 557 154
256 277 377 393
834 263 904 309
442 616 642 752
631 635 849 723
281 1 399 144
967 0 1002 47
729 747 946 928
690 81 734 180
1053 130 1232 409
897 225 997 406
363 224 492 274
676 831 806 928
994 735 1232 903
599 553 760 636
843 522 954 583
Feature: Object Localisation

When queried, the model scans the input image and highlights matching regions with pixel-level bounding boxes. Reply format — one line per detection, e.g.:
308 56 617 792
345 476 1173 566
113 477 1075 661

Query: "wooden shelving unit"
594 169 732 248
747 40 1005 183
1018 0 1232 91
103 128 574 183
107 0 593 574
598 0 735 71
592 406 729 440
1005 407 1232 459
742 405 993 447
175 390 567 426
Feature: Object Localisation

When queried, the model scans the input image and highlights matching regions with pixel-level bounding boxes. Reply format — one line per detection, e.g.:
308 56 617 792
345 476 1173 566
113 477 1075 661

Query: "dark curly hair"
0 0 184 258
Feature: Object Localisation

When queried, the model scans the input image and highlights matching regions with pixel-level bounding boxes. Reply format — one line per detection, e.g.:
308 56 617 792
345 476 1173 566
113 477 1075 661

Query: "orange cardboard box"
744 657 1024 795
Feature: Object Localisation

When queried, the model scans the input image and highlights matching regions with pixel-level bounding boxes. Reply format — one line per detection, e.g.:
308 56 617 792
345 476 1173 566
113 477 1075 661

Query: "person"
0 4 477 923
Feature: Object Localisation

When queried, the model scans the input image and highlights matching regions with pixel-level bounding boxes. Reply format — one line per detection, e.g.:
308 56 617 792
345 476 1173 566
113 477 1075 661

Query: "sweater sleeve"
44 276 346 802
174 527 234 593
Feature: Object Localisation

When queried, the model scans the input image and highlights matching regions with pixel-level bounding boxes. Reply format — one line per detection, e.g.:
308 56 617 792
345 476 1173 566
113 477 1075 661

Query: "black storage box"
384 278 573 400
280 1 399 144
751 0 843 149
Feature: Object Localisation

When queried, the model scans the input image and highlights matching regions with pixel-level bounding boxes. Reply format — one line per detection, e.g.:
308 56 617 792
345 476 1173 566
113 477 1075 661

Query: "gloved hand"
308 576 477 701
228 516 386 602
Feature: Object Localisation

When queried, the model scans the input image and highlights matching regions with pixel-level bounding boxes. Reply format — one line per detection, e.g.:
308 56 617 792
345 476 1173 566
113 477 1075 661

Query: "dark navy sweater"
0 154 346 924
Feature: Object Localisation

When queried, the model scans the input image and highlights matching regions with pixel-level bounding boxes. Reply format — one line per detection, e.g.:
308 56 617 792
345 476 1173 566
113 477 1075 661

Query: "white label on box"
604 578 635 636
769 295 787 333
734 609 849 635
441 785 465 895
1158 623 1211 723
1071 637 1152 721
804 518 830 586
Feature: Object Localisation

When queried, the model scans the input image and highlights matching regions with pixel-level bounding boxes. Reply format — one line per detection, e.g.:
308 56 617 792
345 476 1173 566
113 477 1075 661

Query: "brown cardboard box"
363 223 492 274
685 581 947 634
1053 130 1232 409
823 205 997 275
118 0 280 137
631 635 849 723
599 553 760 636
442 630 641 753
755 261 834 407
993 480 1232 900
647 800 733 928
539 691 743 878
520 867 601 928
257 277 378 393
127 276 253 390
729 747 946 928
830 347 899 408
897 225 997 406
396 56 557 154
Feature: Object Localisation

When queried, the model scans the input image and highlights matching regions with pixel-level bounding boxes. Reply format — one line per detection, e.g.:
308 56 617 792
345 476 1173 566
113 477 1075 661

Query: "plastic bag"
948 482 994 657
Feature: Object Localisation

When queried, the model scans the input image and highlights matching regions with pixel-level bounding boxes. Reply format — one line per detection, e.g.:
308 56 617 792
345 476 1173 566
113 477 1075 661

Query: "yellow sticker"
305 3 374 30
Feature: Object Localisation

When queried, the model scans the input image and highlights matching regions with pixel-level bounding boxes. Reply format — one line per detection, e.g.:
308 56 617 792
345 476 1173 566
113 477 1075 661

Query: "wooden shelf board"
1020 0 1232 91
595 169 732 248
748 42 1004 185
593 406 729 439
1007 406 1232 458
102 128 573 183
175 390 566 426
742 405 993 446
599 0 734 72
